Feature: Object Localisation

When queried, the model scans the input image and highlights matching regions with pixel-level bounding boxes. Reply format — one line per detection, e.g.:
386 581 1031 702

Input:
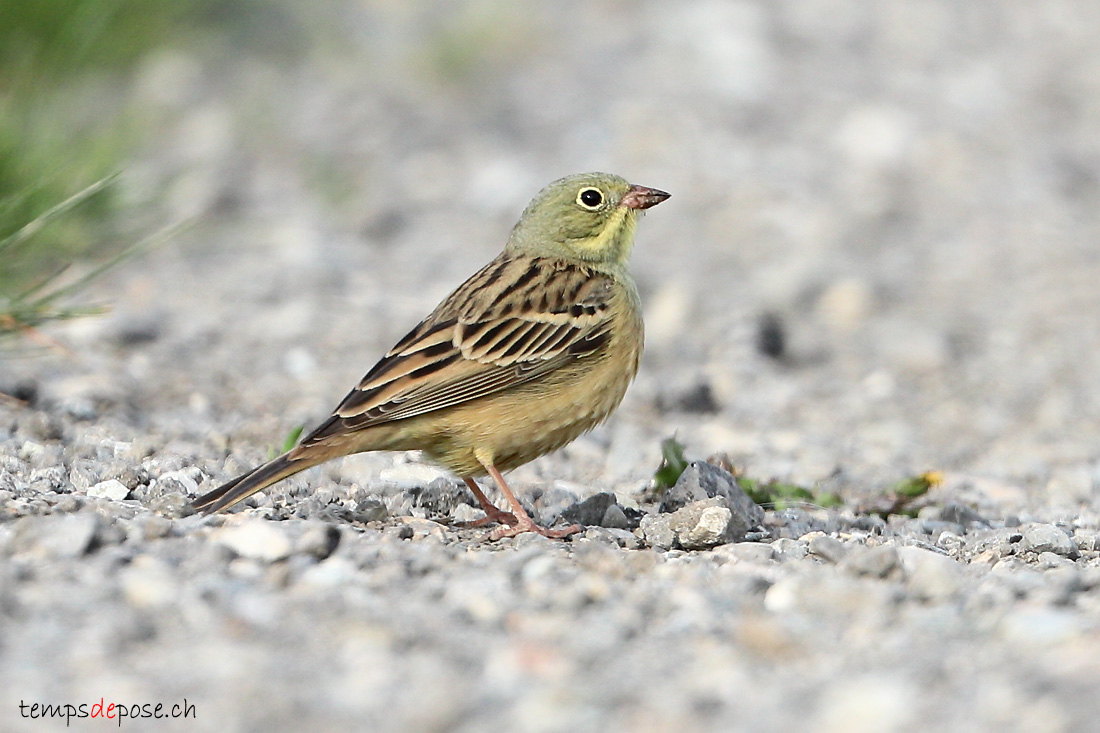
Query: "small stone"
1074 532 1099 553
298 557 358 588
217 521 293 562
560 492 617 527
296 522 341 560
772 537 807 560
897 546 963 601
351 496 387 523
1036 551 1076 570
1021 525 1078 558
639 513 677 550
663 462 764 533
120 556 178 609
807 535 848 564
725 542 776 564
452 503 482 523
15 514 100 558
756 311 787 360
379 463 446 489
841 545 899 578
533 483 582 524
999 607 1083 645
602 527 643 549
599 503 632 530
938 502 985 527
149 492 190 516
408 477 470 516
670 382 720 413
153 468 201 497
87 479 131 501
668 498 737 550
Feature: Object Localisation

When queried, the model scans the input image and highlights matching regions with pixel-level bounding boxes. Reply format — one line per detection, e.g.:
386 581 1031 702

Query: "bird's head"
505 172 669 269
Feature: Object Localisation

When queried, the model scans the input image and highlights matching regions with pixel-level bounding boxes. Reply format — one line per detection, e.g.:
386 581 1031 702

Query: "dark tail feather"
191 451 323 514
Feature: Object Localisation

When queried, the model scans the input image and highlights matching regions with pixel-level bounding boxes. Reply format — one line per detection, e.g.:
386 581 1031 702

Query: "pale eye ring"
577 187 604 209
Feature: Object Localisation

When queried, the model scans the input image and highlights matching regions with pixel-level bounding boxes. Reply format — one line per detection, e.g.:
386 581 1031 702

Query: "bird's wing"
301 256 617 443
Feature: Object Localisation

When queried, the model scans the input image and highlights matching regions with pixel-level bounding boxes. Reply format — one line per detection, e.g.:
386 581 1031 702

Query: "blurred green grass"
0 0 291 333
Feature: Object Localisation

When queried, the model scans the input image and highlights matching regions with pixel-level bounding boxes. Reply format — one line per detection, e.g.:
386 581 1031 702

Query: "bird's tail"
190 450 326 514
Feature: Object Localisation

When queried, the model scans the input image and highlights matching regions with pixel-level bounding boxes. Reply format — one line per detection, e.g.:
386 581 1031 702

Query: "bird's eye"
577 188 604 209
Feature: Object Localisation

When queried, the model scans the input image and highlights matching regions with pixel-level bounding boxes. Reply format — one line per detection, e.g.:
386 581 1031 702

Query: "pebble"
807 534 848 564
660 463 766 540
600 503 633 530
119 556 179 609
897 546 963 601
999 607 1084 646
641 497 753 551
771 537 808 560
722 542 777 564
560 492 618 527
378 464 447 489
296 522 342 560
14 514 100 559
217 520 293 562
1021 525 1078 558
675 502 735 549
152 468 201 497
639 512 677 550
841 545 900 578
87 479 131 501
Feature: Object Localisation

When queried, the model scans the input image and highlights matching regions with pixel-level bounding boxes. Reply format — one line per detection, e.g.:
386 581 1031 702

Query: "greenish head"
505 172 669 269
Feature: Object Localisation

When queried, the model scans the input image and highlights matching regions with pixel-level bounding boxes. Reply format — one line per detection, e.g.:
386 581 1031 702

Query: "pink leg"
481 463 581 541
458 477 518 527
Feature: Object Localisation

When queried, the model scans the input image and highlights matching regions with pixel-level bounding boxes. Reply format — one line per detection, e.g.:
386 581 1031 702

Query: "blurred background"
4 0 1100 505
6 3 1100 731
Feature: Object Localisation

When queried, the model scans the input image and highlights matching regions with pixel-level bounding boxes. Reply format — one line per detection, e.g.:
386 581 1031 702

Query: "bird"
190 172 669 539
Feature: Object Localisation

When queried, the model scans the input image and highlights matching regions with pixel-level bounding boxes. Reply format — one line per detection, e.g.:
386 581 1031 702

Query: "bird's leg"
457 477 518 527
481 463 582 540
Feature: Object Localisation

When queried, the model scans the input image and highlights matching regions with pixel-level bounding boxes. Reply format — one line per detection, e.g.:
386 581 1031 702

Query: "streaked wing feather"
302 256 616 444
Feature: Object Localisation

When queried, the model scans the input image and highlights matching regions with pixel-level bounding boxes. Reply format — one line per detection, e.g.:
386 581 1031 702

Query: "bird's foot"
456 506 517 528
488 519 582 541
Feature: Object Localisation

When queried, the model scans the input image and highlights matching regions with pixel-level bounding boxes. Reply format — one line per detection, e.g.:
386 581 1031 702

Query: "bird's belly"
416 352 638 477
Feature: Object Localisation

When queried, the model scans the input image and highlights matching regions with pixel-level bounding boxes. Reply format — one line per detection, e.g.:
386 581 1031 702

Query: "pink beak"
620 184 671 210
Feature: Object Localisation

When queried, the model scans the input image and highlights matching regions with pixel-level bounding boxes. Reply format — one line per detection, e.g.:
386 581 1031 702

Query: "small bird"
191 172 669 539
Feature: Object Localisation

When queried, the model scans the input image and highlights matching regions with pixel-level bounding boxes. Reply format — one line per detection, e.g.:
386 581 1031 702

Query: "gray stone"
1021 525 1078 558
897 546 963 601
296 522 342 560
533 484 581 524
148 469 203 504
599 503 632 530
351 496 387 523
664 463 765 541
87 479 131 501
119 556 179 609
409 477 472 516
1074 532 1100 553
807 534 848 564
673 499 737 550
15 514 100 558
642 497 750 551
772 537 808 560
639 513 677 550
1036 551 1076 570
938 502 986 527
149 492 191 516
661 462 766 535
724 541 777 563
561 492 617 527
841 545 900 578
217 520 293 562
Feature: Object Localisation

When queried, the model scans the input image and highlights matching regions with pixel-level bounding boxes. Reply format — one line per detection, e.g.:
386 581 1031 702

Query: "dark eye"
577 188 603 209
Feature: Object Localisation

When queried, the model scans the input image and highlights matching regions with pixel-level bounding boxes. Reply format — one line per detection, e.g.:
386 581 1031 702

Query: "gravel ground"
5 2 1100 731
